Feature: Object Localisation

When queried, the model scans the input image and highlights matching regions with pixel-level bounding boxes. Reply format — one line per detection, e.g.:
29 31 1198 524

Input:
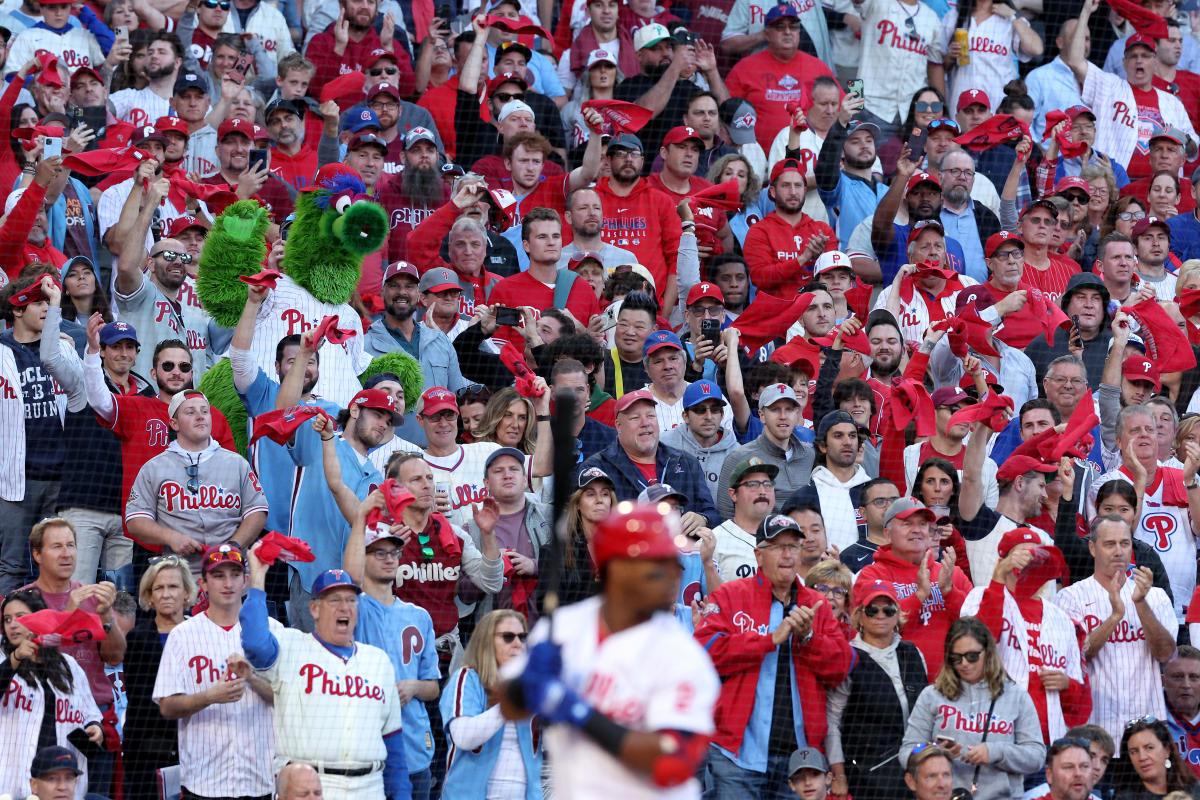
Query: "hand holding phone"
907 126 927 164
43 137 62 159
846 78 864 97
495 306 521 327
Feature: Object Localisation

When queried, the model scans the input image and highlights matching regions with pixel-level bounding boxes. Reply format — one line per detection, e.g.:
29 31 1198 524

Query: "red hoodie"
856 545 973 681
305 31 416 100
0 182 65 282
594 176 682 305
742 211 837 296
694 571 854 757
407 201 502 316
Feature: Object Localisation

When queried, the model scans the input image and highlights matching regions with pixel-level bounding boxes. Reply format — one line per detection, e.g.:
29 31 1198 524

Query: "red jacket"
694 571 853 756
855 545 973 681
594 176 682 306
306 30 415 100
742 211 837 296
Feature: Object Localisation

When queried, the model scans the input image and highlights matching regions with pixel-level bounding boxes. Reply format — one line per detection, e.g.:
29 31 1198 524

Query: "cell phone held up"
700 318 721 348
230 52 254 83
907 126 927 164
249 148 269 173
495 306 521 327
846 78 864 98
42 137 62 159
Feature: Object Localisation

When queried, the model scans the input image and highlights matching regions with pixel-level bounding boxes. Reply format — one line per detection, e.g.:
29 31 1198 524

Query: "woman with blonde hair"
123 556 197 800
440 610 542 799
901 617 1045 800
708 153 770 248
536 467 616 611
826 579 926 800
476 387 537 454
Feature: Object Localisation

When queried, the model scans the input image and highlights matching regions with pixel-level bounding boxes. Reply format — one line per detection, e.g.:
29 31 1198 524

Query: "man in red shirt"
200 118 295 224
377 127 451 263
1019 199 1079 302
742 158 837 296
1119 126 1197 214
724 4 837 153
264 98 317 191
647 125 713 202
304 0 415 99
487 207 601 340
593 133 684 313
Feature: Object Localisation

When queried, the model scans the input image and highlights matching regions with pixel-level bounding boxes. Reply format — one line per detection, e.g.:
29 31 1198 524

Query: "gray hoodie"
901 678 1045 800
715 432 815 519
660 425 740 502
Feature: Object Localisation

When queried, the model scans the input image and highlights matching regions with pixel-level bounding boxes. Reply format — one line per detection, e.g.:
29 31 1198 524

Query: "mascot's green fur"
196 169 418 456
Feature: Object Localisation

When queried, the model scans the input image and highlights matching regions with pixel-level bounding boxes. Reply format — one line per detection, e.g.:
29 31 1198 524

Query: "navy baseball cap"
100 320 138 347
683 379 724 409
643 329 684 357
173 71 209 95
340 105 381 134
578 466 614 489
764 3 799 24
485 446 525 471
31 746 82 778
310 568 361 597
607 133 643 153
756 513 803 544
816 409 857 441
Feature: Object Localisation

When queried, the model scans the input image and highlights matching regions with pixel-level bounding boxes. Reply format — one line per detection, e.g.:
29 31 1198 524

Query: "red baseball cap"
996 455 1058 483
8 280 50 307
662 125 703 148
1127 33 1157 53
907 218 944 245
1131 215 1171 239
381 261 419 286
350 388 402 424
70 66 103 87
363 48 397 69
1122 354 1162 390
592 501 682 569
1054 176 1091 197
904 171 940 196
955 284 996 314
366 81 401 101
568 251 604 270
165 214 210 238
686 282 725 306
769 157 806 185
487 71 529 94
854 577 899 609
956 88 991 111
201 543 246 575
154 116 190 138
997 527 1045 558
614 388 656 415
419 386 458 416
984 230 1024 258
218 118 256 141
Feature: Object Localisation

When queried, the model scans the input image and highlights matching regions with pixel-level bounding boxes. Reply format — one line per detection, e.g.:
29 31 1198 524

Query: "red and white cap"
904 171 940 196
956 88 990 111
165 214 210 238
1122 354 1161 390
154 116 189 138
686 282 725 306
350 388 402 424
662 125 703 147
218 118 266 141
984 230 1023 258
419 386 458 416
813 250 852 276
586 48 617 69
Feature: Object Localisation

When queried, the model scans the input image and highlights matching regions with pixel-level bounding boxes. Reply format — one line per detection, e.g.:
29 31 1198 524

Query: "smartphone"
907 126 927 164
700 317 721 347
114 25 129 39
495 306 521 326
599 302 620 332
846 78 864 97
936 736 956 749
43 137 62 159
249 148 269 173
230 52 254 82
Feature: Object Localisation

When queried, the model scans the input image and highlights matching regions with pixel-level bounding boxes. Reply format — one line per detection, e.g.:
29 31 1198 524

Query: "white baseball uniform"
0 344 26 501
939 13 1032 113
1081 63 1197 171
259 628 404 800
108 87 175 129
873 277 978 346
3 25 103 75
153 611 281 797
853 0 943 124
1056 575 1176 750
516 595 720 800
0 654 101 800
251 275 373 408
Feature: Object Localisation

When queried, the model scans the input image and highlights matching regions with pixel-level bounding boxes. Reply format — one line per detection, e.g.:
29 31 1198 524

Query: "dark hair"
212 32 246 56
565 186 601 213
0 273 49 323
996 79 1034 115
1019 397 1061 425
275 334 319 364
615 290 659 321
859 476 899 505
1115 719 1197 793
685 90 719 115
110 28 156 92
603 271 653 301
833 378 876 418
706 254 747 282
745 361 790 404
800 280 830 296
901 86 947 142
1045 738 1091 768
60 261 114 324
384 451 425 480
521 207 561 242
539 308 572 335
1095 479 1139 511
1099 196 1145 242
912 456 960 509
540 334 604 389
153 339 190 367
148 30 185 60
10 103 36 165
2 590 74 694
551 357 587 384
811 74 840 96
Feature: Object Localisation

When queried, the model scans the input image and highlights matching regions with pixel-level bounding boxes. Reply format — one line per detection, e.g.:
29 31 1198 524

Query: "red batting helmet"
592 501 682 569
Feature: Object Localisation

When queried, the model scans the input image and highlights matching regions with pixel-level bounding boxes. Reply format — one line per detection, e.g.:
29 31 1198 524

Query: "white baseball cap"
497 99 535 123
634 23 671 51
587 48 618 69
813 250 853 277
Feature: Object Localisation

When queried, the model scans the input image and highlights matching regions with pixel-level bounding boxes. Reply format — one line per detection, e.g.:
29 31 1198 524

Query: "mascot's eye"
334 194 353 214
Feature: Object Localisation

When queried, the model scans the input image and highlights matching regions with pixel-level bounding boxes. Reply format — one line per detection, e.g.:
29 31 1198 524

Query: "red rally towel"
955 115 1030 151
250 405 333 445
582 99 654 135
1102 0 1170 38
734 291 815 353
312 314 358 346
1125 297 1197 373
255 531 316 565
947 391 1014 433
17 608 106 646
688 179 743 212
239 268 283 289
499 342 544 398
889 378 937 437
932 302 1000 358
1042 110 1089 158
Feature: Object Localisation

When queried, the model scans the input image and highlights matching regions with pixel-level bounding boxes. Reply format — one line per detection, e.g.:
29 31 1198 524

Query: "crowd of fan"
13 0 1200 797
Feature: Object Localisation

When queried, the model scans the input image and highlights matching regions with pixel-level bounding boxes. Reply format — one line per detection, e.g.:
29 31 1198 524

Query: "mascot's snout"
333 199 389 255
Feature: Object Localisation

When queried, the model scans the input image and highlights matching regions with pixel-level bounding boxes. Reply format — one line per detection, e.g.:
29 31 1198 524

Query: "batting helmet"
592 501 683 570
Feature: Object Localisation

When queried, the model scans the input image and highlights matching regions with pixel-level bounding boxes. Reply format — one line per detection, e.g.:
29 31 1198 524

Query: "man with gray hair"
938 148 1000 282
276 763 323 800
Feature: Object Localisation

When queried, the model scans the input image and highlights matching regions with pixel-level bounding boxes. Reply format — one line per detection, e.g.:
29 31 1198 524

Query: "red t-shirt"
1126 87 1165 182
1154 71 1200 142
633 459 659 484
1021 253 1079 304
918 440 964 470
501 173 571 226
725 49 838 152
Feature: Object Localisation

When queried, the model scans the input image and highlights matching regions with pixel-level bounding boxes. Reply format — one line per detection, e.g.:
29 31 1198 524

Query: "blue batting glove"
524 640 563 680
521 674 593 727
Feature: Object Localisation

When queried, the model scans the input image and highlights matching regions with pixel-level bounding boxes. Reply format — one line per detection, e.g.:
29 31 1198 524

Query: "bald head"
276 764 322 800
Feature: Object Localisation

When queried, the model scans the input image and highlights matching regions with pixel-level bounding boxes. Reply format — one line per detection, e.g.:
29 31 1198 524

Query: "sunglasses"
149 554 184 566
158 361 193 373
185 461 200 494
153 250 194 264
493 92 525 103
915 100 944 113
368 66 399 76
455 383 490 403
947 649 984 665
203 547 244 565
903 15 919 40
927 119 959 132
416 530 434 562
497 631 527 643
863 604 898 617
1062 192 1089 204
1125 714 1158 729
201 0 231 8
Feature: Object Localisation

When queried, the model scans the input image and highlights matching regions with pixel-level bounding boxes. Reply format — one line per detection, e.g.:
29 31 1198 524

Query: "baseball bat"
542 389 578 632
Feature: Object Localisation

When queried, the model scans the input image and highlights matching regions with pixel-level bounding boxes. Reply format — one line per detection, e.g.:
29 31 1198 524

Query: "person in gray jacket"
715 383 815 519
900 616 1046 800
660 379 741 502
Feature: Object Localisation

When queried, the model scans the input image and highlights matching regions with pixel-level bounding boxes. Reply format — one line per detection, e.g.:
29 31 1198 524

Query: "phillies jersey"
109 87 174 128
725 49 837 153
4 25 104 75
939 14 1031 114
594 176 682 305
872 275 975 345
853 0 943 124
424 442 503 529
0 654 101 800
1166 705 1200 780
261 628 404 767
251 274 373 408
516 595 719 800
1081 64 1196 177
741 211 838 296
153 612 281 797
1097 466 1197 621
1056 576 1176 749
114 273 211 384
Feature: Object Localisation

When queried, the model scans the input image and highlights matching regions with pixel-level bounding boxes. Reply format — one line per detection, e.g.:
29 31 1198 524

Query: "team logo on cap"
770 383 788 392
748 457 764 466
185 73 198 80
596 49 611 58
581 467 607 480
735 111 755 129
967 90 982 99
699 382 712 394
113 322 131 331
426 389 453 401
867 579 888 591
767 515 792 529
995 231 1015 241
360 109 372 121
684 126 696 136
369 48 387 57
651 332 670 343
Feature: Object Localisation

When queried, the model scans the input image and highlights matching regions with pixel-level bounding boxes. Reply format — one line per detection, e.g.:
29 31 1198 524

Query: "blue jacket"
440 667 541 800
580 439 720 527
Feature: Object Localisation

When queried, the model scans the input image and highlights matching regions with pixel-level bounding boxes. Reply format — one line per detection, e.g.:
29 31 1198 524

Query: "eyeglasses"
813 584 847 598
369 548 401 561
758 543 801 554
947 649 984 665
152 250 194 264
943 167 974 178
493 92 525 104
368 66 399 77
185 461 200 494
1047 376 1087 387
496 631 527 643
201 0 231 8
1062 192 1089 204
1026 215 1056 227
989 249 1023 262
1050 737 1093 752
867 495 900 508
863 604 899 617
915 100 944 114
737 479 774 490
158 361 193 373
368 101 399 111
688 304 725 318
1118 210 1147 222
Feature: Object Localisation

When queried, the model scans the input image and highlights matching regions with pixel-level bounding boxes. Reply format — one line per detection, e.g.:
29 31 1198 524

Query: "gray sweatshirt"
660 424 740 502
901 678 1046 800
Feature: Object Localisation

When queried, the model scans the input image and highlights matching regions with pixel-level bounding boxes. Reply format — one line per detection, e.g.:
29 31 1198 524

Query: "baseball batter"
501 501 719 800
240 546 411 800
